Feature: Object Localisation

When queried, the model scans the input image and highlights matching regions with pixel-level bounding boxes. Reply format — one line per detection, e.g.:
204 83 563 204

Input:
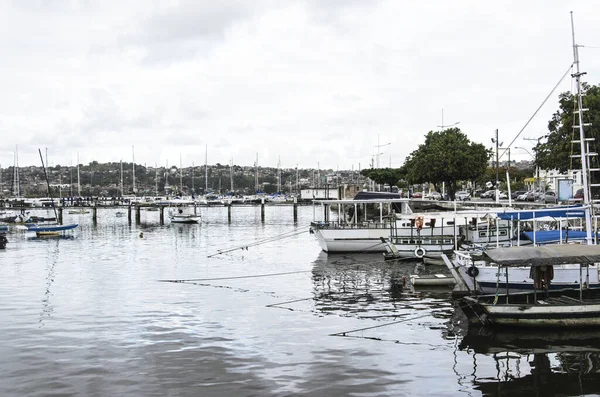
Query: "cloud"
0 0 599 170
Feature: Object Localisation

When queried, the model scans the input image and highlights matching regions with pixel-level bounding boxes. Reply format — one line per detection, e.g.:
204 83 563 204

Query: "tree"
360 168 406 189
403 128 491 200
536 83 600 185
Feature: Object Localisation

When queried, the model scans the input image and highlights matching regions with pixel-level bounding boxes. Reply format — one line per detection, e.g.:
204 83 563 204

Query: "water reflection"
39 238 60 327
311 252 454 320
455 326 600 396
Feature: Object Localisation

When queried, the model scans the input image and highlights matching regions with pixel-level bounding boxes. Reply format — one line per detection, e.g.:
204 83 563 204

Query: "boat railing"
309 220 390 229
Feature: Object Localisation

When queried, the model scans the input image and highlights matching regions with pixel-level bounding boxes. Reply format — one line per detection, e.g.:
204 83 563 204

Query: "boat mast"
13 145 20 197
179 154 183 196
204 144 208 194
155 163 158 196
77 152 81 197
132 145 136 196
277 156 281 193
571 11 593 245
120 160 123 197
230 158 234 193
38 149 59 223
255 153 258 193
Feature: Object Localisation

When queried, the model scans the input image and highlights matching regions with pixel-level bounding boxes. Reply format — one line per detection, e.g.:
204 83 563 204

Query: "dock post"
135 205 141 224
128 204 132 224
293 197 298 223
159 206 164 225
92 206 97 223
194 204 197 215
58 207 63 224
228 204 232 223
261 198 265 223
324 204 329 222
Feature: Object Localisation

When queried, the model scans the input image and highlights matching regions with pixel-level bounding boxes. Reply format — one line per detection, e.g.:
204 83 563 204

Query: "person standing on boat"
530 265 554 290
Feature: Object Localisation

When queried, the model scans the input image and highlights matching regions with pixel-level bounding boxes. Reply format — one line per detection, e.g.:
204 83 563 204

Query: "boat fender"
414 247 426 258
467 265 479 277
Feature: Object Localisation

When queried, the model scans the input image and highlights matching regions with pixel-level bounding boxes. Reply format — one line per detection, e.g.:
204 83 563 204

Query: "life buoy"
467 266 479 277
414 247 426 258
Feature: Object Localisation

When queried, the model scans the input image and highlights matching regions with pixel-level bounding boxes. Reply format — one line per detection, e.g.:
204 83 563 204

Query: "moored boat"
456 244 600 328
168 208 201 224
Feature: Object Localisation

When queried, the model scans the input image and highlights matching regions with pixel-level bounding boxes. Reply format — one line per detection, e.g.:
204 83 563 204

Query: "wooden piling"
92 206 97 223
58 207 63 224
159 206 164 225
293 197 298 223
261 198 265 223
135 205 141 224
128 204 132 223
228 204 232 223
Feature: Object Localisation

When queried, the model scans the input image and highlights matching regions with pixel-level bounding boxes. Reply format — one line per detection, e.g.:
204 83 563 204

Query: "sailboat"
26 149 78 236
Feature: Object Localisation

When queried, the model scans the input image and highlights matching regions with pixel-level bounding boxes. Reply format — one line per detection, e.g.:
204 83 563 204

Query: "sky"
1 0 600 171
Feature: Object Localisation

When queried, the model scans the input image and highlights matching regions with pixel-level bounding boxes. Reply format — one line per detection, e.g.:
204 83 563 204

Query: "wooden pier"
7 199 304 225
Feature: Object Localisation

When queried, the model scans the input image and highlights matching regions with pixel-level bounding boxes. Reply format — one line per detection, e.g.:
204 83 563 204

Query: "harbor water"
1 205 600 396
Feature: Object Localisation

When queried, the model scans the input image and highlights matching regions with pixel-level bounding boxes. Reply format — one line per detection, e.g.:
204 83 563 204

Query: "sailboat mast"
120 160 123 197
255 153 258 193
180 154 183 195
571 11 593 244
204 145 208 193
132 145 136 195
77 152 81 197
38 149 58 222
230 158 234 192
277 156 281 193
13 146 20 197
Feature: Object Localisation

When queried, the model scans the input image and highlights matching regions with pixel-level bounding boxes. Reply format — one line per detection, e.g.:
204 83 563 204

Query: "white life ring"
414 247 426 258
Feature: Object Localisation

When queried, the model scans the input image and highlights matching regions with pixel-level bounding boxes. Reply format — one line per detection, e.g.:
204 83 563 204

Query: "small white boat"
168 209 201 224
410 274 455 287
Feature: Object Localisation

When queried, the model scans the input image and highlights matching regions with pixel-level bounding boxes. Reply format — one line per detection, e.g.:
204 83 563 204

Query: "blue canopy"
497 206 586 220
520 230 592 243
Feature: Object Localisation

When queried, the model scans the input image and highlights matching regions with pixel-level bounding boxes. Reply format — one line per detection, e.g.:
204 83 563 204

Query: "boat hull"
460 290 600 327
26 223 78 232
452 251 600 293
169 216 201 224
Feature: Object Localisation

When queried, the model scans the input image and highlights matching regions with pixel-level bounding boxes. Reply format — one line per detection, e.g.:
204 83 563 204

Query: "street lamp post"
437 109 460 129
374 134 391 169
491 129 503 203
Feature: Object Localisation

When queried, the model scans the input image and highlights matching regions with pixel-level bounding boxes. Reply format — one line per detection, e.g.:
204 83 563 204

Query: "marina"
3 3 600 395
2 204 600 395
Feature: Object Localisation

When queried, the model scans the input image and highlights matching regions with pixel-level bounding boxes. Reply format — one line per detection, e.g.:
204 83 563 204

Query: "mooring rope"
158 269 312 283
329 311 446 337
207 227 309 257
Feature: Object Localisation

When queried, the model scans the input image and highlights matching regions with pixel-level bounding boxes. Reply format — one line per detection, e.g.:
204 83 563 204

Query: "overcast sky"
1 0 599 171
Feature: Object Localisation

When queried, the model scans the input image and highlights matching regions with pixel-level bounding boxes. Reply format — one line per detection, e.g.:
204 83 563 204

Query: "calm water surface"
2 205 600 396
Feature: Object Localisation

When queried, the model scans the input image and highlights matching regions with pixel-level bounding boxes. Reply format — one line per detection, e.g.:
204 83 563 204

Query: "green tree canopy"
360 167 406 188
536 83 600 177
403 128 491 200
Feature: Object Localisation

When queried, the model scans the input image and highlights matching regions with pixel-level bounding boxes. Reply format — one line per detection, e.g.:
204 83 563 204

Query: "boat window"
500 230 507 236
446 221 455 225
425 222 431 226
479 232 486 237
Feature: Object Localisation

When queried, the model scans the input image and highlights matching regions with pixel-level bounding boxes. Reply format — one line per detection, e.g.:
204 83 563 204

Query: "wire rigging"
207 227 309 257
499 63 574 161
